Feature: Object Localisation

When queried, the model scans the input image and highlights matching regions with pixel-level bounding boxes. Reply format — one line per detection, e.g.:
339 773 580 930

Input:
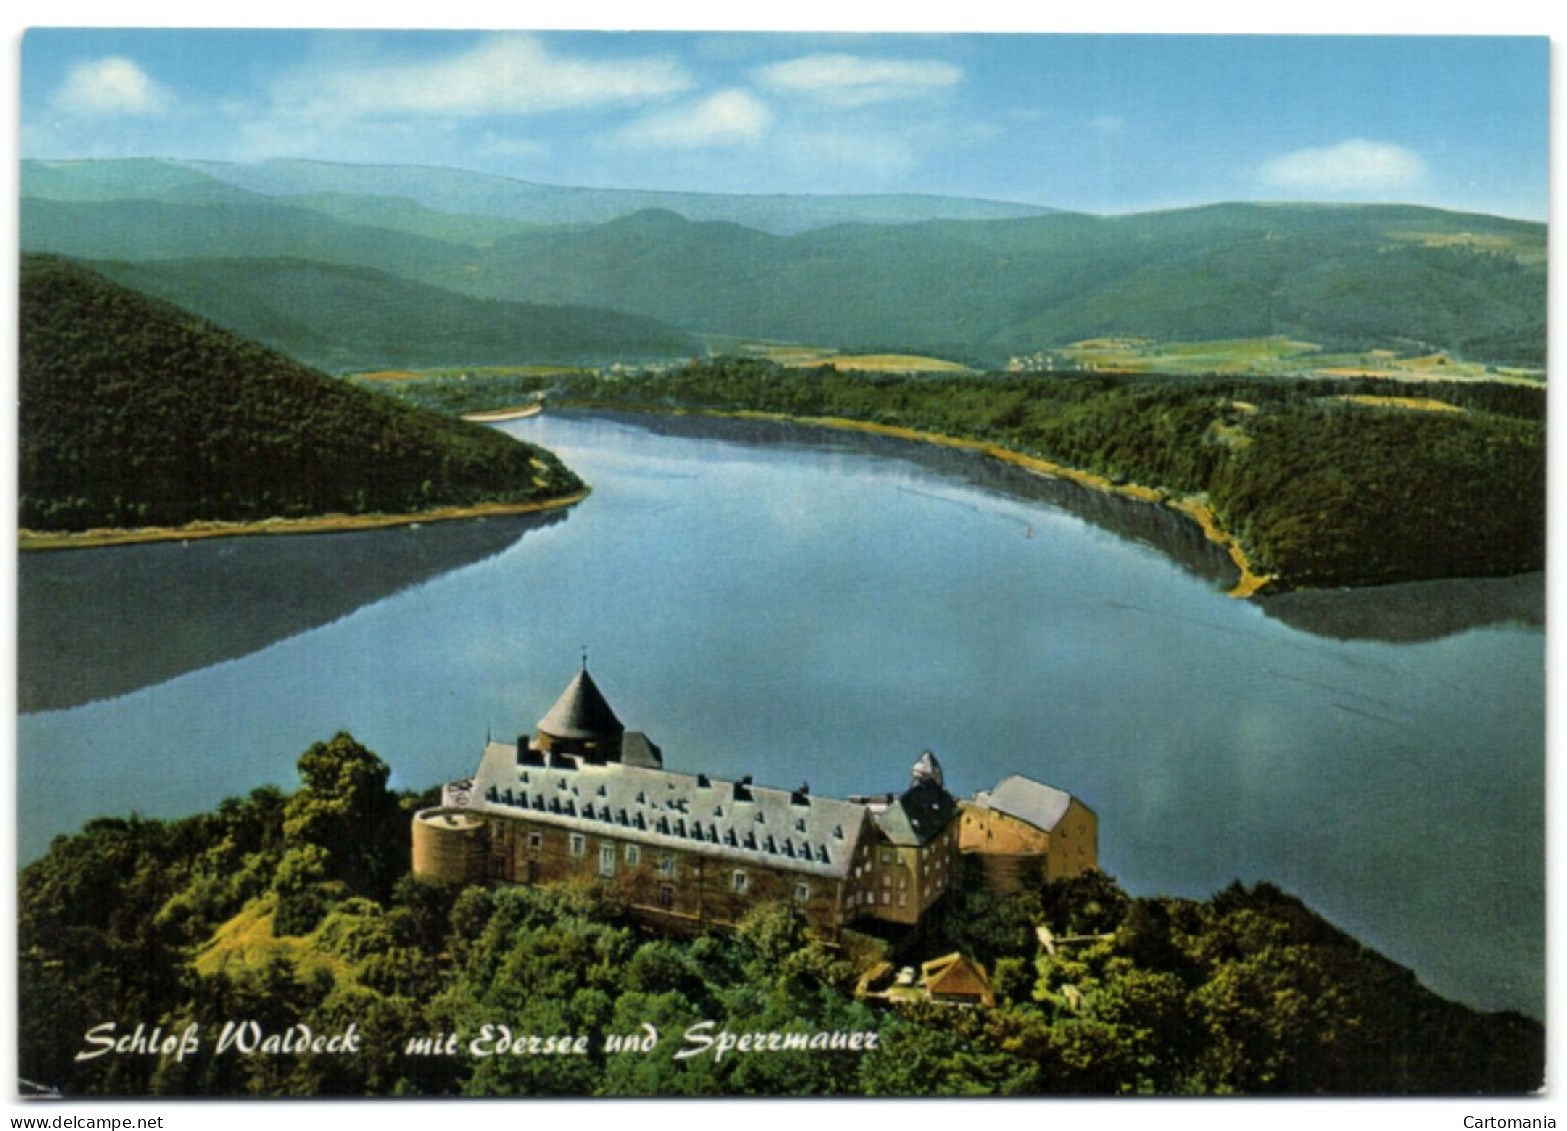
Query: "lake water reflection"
15 410 1544 1019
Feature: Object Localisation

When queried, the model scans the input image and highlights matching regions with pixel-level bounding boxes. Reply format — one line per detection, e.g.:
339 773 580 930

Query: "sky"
16 26 1550 220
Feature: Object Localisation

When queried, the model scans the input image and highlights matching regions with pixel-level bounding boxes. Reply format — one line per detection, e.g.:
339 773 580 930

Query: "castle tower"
533 665 625 764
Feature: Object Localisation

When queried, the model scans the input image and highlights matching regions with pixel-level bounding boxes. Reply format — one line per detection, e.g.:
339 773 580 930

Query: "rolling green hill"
85 257 701 372
19 159 1548 371
19 255 583 533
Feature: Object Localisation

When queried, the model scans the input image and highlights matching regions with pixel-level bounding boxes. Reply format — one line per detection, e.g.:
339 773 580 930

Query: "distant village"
414 666 1098 1007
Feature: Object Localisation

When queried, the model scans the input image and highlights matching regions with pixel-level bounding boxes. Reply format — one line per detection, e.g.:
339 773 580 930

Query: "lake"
16 410 1544 1019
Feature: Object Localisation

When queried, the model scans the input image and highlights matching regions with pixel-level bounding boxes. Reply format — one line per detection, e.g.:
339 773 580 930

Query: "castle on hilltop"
413 666 1097 936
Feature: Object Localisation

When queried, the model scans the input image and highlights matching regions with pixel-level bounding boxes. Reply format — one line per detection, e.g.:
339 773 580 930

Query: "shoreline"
460 404 545 423
564 401 1275 598
17 490 591 552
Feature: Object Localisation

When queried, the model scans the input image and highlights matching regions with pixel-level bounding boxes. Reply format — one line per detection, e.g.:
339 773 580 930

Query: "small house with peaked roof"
921 952 997 1008
959 773 1098 893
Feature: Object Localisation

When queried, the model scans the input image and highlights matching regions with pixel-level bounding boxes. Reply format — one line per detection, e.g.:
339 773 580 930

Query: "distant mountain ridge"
24 157 1058 236
20 159 1547 370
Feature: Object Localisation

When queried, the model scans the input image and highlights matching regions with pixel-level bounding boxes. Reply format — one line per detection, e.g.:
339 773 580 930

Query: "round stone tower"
411 809 488 885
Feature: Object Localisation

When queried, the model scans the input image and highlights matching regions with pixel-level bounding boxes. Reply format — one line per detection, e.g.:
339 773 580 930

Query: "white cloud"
754 52 961 106
1089 114 1126 137
1259 138 1429 194
272 35 692 122
51 57 173 116
615 89 772 150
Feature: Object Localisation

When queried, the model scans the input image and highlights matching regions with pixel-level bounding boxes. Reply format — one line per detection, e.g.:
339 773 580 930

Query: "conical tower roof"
538 668 624 741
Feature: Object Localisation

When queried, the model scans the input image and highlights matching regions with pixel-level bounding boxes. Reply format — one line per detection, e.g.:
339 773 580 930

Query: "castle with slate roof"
413 666 1096 935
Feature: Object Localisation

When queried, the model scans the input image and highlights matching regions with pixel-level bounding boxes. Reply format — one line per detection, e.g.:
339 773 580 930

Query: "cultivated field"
1041 335 1543 384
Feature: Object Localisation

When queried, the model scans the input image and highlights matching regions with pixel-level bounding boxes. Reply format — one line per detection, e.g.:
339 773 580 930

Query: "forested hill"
17 733 1546 1097
18 255 583 533
84 257 701 373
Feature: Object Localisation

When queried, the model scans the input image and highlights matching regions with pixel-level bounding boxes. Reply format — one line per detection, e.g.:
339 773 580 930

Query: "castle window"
625 844 641 867
732 870 749 894
569 834 585 857
658 854 675 877
527 831 543 850
796 818 806 833
794 882 810 904
598 844 617 878
658 884 675 909
880 849 894 864
582 803 595 820
898 893 907 908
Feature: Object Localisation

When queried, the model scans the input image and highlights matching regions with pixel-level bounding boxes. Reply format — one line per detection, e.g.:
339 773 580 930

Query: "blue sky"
16 27 1552 220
